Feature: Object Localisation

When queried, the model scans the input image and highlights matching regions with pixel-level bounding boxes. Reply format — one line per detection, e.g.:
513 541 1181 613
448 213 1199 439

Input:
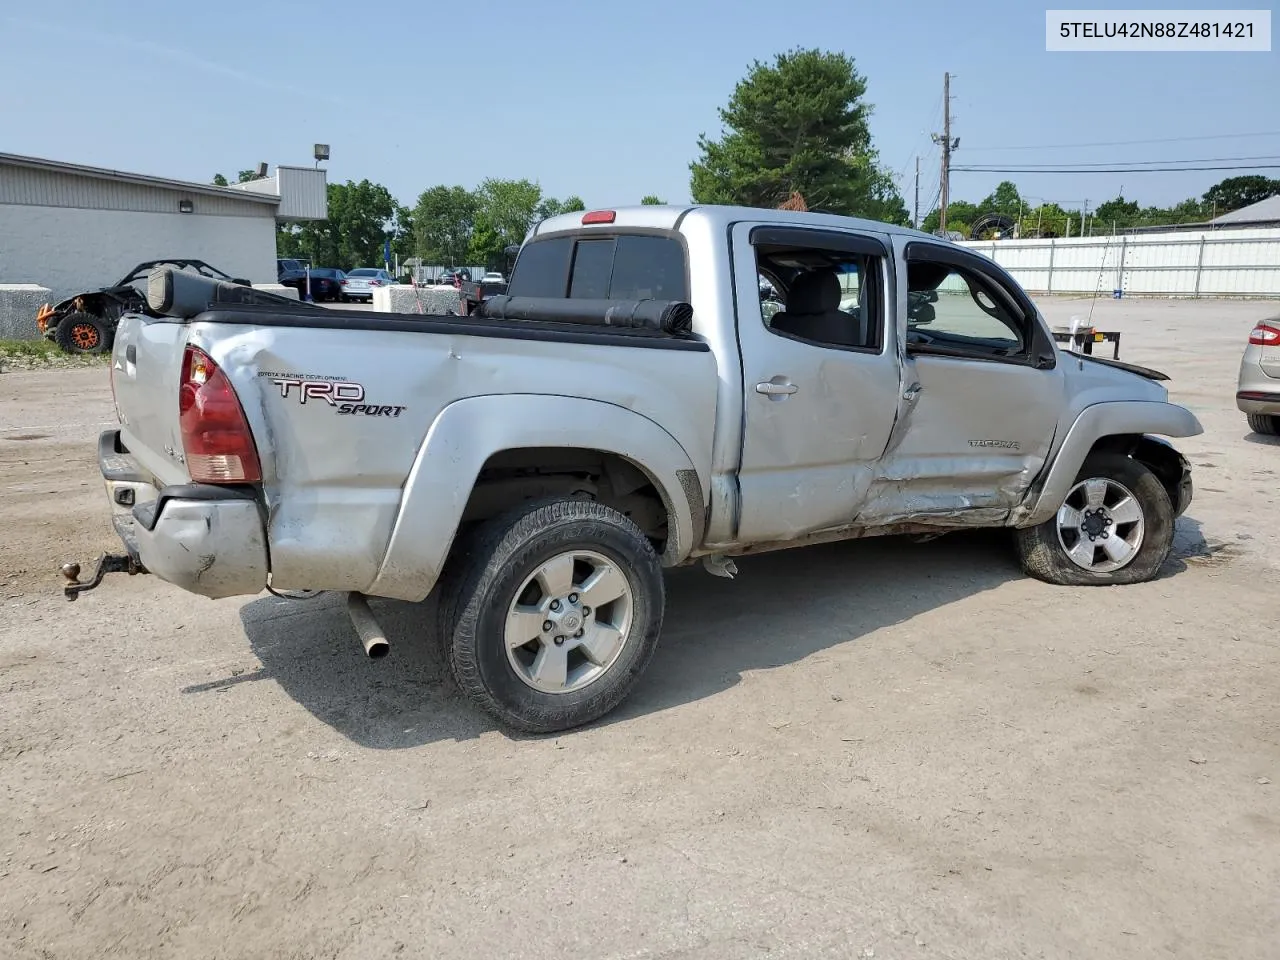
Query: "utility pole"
913 157 920 229
931 72 959 234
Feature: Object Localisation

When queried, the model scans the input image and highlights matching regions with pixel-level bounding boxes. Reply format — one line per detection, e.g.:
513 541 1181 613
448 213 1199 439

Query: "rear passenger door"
731 222 903 544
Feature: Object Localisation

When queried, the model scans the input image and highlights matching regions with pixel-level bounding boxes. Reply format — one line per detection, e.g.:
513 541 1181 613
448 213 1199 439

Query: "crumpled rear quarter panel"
189 321 717 593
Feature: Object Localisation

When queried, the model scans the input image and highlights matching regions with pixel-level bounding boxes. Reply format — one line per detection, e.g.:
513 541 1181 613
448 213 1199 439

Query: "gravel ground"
1 296 1278 960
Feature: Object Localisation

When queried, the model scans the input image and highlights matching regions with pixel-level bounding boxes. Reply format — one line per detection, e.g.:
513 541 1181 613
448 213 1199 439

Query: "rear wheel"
1014 453 1175 586
54 312 110 354
1246 412 1280 436
436 497 665 734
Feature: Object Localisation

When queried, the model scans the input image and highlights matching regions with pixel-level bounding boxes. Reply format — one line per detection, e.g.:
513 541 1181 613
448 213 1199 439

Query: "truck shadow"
235 519 1205 747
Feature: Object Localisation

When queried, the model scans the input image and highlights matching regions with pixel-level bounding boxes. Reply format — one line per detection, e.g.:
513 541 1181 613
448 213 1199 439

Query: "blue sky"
2 0 1276 218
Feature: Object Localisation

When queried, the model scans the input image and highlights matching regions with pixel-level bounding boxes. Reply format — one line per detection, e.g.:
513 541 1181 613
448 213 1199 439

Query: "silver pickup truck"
66 204 1201 733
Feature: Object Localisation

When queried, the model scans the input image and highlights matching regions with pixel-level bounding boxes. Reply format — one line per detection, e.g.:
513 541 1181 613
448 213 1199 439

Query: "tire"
436 497 665 734
1014 452 1175 586
54 312 110 354
1246 412 1280 436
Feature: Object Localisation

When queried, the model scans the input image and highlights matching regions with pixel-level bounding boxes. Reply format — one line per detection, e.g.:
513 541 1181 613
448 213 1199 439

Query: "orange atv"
37 259 249 354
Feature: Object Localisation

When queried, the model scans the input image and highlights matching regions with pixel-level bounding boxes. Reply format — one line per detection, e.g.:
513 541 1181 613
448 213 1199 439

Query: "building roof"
1211 194 1280 225
0 152 280 206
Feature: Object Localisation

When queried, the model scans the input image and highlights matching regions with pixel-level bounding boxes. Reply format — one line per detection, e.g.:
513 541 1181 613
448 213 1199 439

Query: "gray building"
0 153 327 304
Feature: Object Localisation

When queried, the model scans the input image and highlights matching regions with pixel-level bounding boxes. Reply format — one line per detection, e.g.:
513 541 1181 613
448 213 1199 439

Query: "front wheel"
436 497 665 734
1015 453 1175 586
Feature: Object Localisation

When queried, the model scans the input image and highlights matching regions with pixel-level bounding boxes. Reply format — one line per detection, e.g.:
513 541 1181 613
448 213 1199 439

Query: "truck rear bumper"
100 430 268 600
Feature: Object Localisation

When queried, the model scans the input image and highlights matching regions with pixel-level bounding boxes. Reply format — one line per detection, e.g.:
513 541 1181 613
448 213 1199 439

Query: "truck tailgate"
110 315 192 488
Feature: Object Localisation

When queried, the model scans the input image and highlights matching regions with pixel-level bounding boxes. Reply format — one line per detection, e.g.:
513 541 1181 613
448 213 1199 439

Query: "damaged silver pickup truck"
65 204 1201 733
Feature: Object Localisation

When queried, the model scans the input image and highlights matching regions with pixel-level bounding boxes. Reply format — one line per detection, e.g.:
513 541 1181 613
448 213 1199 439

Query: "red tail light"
340 278 348 285
1248 322 1280 346
370 279 383 286
178 345 261 483
582 210 616 224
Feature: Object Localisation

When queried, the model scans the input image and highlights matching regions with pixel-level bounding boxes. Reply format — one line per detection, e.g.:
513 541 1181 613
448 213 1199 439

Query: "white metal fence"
409 264 489 284
958 227 1280 298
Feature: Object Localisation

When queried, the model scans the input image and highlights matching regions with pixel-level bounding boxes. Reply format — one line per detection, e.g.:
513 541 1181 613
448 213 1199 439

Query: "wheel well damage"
461 448 675 558
1089 433 1191 516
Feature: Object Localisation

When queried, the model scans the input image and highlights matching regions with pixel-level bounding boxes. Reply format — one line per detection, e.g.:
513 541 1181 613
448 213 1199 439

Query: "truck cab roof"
531 203 945 245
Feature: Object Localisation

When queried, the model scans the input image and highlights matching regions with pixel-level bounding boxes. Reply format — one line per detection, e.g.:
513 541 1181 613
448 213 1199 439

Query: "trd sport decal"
260 373 407 418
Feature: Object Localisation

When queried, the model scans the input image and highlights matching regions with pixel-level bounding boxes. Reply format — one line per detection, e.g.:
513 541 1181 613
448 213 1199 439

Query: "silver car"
1237 318 1280 435
341 268 395 302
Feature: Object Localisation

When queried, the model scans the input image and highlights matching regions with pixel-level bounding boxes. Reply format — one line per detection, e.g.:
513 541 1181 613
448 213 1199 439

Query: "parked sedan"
342 268 396 302
279 267 346 302
1237 317 1280 435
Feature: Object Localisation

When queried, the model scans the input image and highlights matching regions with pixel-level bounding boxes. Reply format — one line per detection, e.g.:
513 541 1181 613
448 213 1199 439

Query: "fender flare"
366 394 705 602
1018 400 1203 526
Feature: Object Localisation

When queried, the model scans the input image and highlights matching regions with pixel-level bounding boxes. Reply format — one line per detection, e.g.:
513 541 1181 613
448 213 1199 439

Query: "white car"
482 272 505 284
341 268 395 302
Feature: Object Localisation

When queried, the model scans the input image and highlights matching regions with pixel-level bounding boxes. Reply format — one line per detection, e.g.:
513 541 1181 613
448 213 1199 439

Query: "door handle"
125 345 137 363
902 382 923 400
756 380 799 396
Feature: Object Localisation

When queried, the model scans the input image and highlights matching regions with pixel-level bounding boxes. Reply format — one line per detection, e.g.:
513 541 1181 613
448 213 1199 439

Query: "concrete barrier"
0 284 52 340
372 285 461 315
251 284 299 300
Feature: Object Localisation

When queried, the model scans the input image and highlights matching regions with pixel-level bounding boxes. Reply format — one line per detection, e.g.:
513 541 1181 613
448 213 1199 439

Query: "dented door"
863 240 1065 525
866 353 1063 524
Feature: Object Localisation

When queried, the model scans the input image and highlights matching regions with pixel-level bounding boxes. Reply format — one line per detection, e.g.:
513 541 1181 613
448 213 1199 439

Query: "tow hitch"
60 554 145 600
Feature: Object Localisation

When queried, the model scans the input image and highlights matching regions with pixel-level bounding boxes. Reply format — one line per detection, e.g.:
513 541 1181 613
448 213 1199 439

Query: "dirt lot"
2 297 1278 960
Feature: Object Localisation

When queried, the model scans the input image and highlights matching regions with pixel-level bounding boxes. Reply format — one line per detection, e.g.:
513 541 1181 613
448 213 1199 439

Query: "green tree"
561 196 586 212
1202 175 1280 214
237 169 259 183
921 200 980 235
412 185 478 266
641 195 664 205
275 179 402 270
212 173 229 186
689 48 906 220
1094 195 1141 229
980 180 1022 218
477 178 547 247
467 214 505 269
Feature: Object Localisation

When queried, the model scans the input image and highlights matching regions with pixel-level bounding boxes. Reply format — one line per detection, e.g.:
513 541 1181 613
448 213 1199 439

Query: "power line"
953 163 1280 174
954 154 1280 170
894 91 945 186
960 131 1280 152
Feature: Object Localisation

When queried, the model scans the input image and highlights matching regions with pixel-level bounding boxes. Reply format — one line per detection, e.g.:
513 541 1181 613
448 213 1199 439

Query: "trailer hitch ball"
59 554 144 601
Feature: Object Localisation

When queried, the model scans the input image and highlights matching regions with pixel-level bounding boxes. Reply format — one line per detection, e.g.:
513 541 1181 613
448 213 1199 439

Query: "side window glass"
569 239 615 298
907 260 1025 357
758 272 784 322
755 245 882 352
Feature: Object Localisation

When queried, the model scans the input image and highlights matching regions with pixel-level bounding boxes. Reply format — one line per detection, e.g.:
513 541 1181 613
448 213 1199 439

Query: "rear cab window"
508 233 689 301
